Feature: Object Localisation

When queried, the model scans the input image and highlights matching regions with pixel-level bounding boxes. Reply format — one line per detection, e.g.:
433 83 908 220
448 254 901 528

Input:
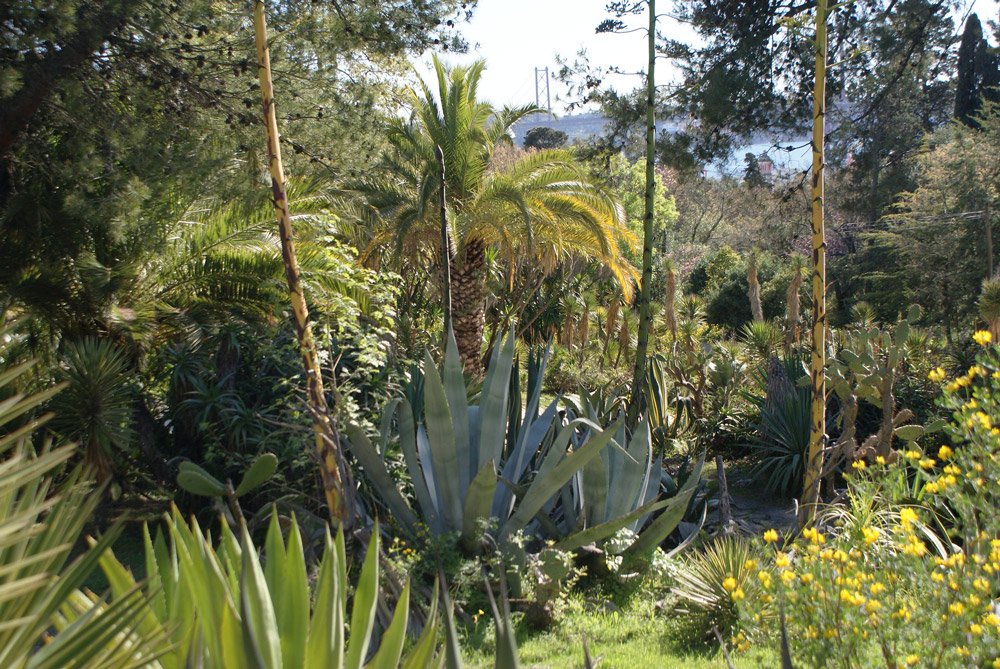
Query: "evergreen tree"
956 14 984 124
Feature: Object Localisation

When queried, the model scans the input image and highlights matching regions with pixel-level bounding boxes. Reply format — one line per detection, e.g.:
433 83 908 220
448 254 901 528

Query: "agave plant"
543 414 706 561
99 509 441 668
347 329 701 556
0 323 170 668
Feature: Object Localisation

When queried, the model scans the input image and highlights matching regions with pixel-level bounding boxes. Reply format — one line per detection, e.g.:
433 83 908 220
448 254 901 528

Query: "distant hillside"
511 112 608 145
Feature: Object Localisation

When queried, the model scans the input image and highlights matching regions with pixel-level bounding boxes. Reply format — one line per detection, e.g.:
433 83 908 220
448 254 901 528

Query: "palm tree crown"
350 56 637 372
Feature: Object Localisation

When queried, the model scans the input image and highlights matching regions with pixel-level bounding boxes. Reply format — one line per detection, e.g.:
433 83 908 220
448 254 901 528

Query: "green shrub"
739 331 1000 666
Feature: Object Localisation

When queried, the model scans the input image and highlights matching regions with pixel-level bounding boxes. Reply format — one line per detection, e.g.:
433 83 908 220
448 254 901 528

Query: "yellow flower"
905 450 921 460
929 366 947 382
899 508 919 526
862 527 880 545
852 459 867 471
949 602 965 616
876 456 886 465
723 576 737 592
803 527 825 544
938 445 954 460
763 529 779 543
758 571 772 588
919 458 936 469
745 559 757 571
975 330 992 345
905 655 919 666
775 553 790 568
731 587 745 601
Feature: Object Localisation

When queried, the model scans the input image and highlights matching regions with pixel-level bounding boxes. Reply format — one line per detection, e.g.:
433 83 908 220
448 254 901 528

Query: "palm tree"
350 57 637 373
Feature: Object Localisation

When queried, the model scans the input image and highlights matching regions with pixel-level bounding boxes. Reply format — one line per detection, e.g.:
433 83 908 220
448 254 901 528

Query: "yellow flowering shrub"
738 343 1000 667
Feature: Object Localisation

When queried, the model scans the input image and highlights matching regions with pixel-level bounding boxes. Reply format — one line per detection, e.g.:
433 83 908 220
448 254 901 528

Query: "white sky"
413 0 1000 114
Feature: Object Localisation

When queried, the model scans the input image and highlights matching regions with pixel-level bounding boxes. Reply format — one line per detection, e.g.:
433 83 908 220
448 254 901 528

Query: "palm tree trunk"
748 254 763 322
628 0 656 429
254 1 351 526
452 238 488 375
799 0 828 528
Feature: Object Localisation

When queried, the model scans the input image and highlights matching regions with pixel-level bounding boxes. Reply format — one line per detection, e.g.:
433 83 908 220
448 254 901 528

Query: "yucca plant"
49 337 135 482
99 509 440 668
849 300 878 329
740 319 783 362
671 535 762 647
745 384 811 497
0 322 170 668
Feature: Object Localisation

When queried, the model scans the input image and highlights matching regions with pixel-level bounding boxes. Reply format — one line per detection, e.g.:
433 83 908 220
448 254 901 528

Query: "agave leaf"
345 530 380 669
499 419 622 545
423 351 463 531
555 495 675 552
492 399 560 519
582 455 607 527
263 512 287 591
440 579 464 669
377 397 402 458
479 331 516 469
461 461 498 552
305 529 336 668
624 454 705 559
401 580 440 669
443 327 472 496
398 400 441 533
368 579 410 669
277 519 309 669
239 523 282 668
345 424 419 530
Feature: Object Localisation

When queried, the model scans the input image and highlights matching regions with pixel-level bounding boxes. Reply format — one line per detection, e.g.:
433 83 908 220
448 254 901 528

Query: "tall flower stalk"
253 1 350 525
800 0 829 527
629 0 657 429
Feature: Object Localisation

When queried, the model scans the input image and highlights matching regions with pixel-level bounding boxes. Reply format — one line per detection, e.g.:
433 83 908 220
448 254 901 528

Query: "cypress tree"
956 14 983 124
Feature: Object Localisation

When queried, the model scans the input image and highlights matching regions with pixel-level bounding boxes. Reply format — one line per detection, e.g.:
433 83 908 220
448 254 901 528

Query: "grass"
460 595 776 668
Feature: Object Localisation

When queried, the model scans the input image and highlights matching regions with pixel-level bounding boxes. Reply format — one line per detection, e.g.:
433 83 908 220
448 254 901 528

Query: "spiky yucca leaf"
49 337 134 481
671 535 761 646
740 320 783 361
0 322 170 668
